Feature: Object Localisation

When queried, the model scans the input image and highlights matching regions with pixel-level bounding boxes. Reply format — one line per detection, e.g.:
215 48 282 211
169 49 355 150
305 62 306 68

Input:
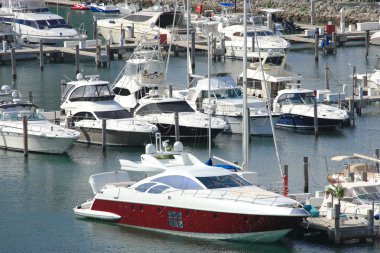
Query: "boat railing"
177 188 299 207
0 119 76 136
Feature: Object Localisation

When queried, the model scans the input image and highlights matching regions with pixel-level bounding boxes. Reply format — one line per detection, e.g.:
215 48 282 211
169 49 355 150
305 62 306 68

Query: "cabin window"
148 185 170 194
152 175 202 190
113 87 131 96
123 14 152 22
94 110 133 119
135 101 195 116
157 12 182 28
136 183 156 192
71 112 96 122
196 174 252 189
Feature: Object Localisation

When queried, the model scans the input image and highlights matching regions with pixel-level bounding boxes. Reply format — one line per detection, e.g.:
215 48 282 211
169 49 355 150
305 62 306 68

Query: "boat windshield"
69 84 114 102
0 104 46 121
196 174 253 189
207 88 242 99
277 92 316 106
351 185 380 204
36 19 71 29
246 30 274 37
94 110 133 119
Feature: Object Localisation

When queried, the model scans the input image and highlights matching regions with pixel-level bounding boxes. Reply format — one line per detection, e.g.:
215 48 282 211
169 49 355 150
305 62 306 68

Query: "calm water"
1 6 380 253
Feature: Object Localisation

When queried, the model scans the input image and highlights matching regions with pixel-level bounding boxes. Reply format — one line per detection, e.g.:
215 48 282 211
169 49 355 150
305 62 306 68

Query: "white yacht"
273 84 349 129
96 8 194 44
116 1 139 15
0 87 80 154
113 38 226 140
61 74 158 146
185 73 278 136
74 135 309 242
219 24 290 60
0 0 87 45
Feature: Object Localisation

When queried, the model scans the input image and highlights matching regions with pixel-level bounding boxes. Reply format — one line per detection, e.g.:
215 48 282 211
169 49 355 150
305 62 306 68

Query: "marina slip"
1 3 380 253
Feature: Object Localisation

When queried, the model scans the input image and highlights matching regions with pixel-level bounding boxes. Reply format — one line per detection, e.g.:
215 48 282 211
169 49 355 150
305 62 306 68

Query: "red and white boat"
71 3 90 11
74 134 309 243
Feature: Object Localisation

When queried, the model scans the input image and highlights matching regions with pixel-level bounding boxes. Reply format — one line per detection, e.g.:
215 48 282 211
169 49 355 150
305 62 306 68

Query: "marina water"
1 5 380 253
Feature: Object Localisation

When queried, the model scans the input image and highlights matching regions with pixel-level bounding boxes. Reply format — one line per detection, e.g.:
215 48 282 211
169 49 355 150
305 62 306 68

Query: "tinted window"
136 183 156 192
94 110 133 119
148 185 170 194
136 101 194 115
113 87 131 96
197 174 253 189
153 175 202 190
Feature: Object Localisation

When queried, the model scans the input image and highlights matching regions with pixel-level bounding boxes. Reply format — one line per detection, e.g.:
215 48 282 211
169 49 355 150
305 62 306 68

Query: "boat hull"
275 114 344 129
75 127 154 146
154 123 223 140
0 131 75 154
80 199 303 243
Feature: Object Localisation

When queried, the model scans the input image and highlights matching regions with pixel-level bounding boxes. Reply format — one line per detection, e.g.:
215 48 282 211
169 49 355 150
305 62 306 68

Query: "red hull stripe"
91 199 302 234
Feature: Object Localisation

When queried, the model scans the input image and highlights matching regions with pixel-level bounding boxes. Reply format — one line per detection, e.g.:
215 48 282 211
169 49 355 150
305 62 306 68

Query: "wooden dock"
300 204 376 244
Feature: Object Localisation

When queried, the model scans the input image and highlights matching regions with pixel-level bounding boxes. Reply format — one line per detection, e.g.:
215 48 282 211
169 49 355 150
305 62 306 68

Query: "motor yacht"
185 73 278 136
0 88 80 154
272 84 349 129
96 8 195 44
89 2 120 14
354 68 380 96
113 38 226 140
218 24 290 60
0 0 87 45
60 74 158 146
73 135 309 242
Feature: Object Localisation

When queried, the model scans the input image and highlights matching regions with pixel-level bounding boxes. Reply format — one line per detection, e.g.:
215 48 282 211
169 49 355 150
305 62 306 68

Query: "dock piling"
375 149 379 173
365 30 370 59
283 165 288 196
11 47 16 79
93 16 97 40
334 204 341 244
303 157 309 193
23 116 28 156
174 112 180 141
102 119 107 151
75 45 79 74
39 41 44 71
324 63 329 90
313 100 319 137
28 91 33 103
191 31 195 69
314 28 319 62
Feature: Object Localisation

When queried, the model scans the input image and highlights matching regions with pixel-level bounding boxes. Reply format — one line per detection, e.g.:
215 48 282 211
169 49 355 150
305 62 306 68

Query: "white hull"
370 32 380 45
74 207 121 221
0 131 75 154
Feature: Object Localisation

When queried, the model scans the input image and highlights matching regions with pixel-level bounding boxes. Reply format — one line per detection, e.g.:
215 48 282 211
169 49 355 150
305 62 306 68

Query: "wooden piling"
23 116 28 156
11 47 16 79
105 44 110 67
314 28 319 62
363 75 368 88
368 209 374 232
66 12 71 26
174 112 180 141
102 119 107 151
93 16 97 40
75 45 79 74
324 63 329 90
375 149 379 173
334 204 341 244
365 30 370 59
191 31 195 69
168 85 173 98
313 100 318 137
28 91 33 103
303 157 309 193
96 45 101 67
212 37 216 61
39 41 44 71
283 165 288 196
310 0 315 25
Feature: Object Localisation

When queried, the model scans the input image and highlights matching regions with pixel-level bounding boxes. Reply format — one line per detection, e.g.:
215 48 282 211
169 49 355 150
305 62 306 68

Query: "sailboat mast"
207 33 212 160
186 0 190 87
242 0 249 171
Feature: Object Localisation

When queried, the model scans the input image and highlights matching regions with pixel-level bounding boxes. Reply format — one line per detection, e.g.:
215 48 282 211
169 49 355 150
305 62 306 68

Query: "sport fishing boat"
0 0 87 45
113 38 226 140
185 73 279 135
60 74 158 146
73 134 309 242
272 84 349 129
0 88 80 154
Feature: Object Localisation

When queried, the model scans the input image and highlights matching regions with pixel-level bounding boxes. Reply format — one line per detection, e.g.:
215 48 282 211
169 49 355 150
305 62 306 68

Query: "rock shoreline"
129 0 380 25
